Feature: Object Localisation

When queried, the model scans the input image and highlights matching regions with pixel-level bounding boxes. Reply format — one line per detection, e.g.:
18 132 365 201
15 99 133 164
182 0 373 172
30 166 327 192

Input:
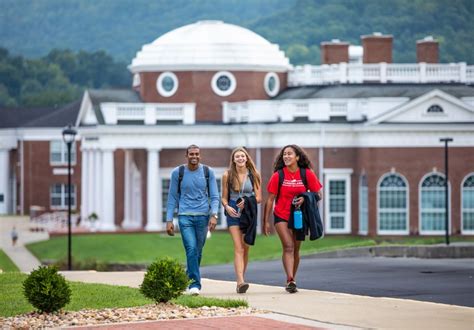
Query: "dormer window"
211 71 236 96
427 104 444 114
156 72 178 97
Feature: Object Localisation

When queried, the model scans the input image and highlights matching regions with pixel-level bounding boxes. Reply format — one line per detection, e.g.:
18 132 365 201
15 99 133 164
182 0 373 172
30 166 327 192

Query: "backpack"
276 167 308 202
177 164 210 197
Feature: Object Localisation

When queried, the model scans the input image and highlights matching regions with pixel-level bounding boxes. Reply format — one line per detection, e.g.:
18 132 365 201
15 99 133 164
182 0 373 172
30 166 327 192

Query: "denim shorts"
226 199 240 227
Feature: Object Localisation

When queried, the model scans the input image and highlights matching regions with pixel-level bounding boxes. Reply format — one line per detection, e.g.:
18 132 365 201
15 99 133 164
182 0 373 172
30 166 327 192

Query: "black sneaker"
236 282 249 294
285 281 297 293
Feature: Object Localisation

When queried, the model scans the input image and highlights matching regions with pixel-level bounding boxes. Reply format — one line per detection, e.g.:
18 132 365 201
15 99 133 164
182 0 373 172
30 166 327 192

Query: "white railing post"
222 102 229 123
380 63 387 83
460 62 467 83
339 63 347 83
183 104 195 124
420 62 427 83
144 104 155 125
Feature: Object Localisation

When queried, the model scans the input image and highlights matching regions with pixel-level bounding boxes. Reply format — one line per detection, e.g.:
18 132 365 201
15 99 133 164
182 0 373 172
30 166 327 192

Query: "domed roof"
130 21 291 73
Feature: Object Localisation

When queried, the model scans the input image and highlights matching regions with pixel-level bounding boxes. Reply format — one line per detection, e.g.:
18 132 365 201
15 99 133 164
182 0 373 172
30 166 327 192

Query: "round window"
264 72 280 97
211 71 236 96
156 72 178 97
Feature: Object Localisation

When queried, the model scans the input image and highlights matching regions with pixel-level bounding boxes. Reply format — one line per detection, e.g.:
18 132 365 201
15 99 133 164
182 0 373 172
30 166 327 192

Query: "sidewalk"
62 271 474 330
0 216 47 272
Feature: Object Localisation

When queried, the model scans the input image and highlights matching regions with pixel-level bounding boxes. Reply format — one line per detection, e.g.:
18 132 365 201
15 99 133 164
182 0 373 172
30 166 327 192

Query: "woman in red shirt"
263 145 322 293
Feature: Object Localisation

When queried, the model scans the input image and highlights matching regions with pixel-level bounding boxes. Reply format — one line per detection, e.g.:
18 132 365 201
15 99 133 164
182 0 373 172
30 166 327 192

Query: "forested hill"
1 0 473 65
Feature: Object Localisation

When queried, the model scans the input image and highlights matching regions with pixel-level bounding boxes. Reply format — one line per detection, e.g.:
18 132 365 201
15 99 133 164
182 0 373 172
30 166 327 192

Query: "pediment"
368 89 474 124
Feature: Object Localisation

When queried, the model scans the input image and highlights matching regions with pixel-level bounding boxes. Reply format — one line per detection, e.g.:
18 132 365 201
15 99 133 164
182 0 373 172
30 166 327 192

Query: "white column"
94 149 102 221
122 150 138 228
0 149 10 214
145 148 161 231
80 147 89 221
100 148 116 231
87 149 95 219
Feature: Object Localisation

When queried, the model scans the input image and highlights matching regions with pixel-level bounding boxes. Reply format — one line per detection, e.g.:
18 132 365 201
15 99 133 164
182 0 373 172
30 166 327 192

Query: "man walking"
166 145 220 295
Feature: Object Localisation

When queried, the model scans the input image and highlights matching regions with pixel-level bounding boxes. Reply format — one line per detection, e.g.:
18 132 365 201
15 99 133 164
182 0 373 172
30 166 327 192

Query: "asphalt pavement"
201 256 474 307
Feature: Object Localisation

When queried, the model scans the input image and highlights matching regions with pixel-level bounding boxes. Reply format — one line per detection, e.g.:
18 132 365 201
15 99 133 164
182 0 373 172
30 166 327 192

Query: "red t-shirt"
267 167 322 221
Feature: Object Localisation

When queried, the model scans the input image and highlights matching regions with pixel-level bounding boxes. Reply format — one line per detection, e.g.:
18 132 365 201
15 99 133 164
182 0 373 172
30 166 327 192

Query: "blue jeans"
178 215 209 289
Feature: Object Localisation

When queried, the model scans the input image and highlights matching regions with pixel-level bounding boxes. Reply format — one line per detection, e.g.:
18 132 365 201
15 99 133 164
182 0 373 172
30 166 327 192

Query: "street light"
62 124 77 270
439 137 453 246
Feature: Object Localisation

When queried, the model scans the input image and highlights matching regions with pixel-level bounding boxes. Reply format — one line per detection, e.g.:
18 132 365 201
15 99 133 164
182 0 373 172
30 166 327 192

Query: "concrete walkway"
0 216 47 272
62 271 474 330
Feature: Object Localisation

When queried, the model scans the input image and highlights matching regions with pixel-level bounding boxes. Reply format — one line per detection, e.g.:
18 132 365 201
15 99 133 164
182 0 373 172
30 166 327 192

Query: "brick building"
1 21 473 236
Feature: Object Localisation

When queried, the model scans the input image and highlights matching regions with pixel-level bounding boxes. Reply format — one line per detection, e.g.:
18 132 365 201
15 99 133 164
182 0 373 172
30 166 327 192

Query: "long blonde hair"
227 147 261 191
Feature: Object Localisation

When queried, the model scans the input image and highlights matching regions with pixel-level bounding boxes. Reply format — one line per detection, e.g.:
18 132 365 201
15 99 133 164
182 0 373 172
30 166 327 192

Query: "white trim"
461 172 474 235
211 71 236 97
418 172 451 235
358 173 368 235
376 172 410 235
264 72 280 97
324 172 351 234
368 89 474 125
156 72 179 97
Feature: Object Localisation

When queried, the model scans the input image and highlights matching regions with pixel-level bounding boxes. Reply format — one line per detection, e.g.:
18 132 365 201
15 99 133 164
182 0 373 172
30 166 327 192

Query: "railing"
288 63 473 86
222 99 359 123
101 102 196 125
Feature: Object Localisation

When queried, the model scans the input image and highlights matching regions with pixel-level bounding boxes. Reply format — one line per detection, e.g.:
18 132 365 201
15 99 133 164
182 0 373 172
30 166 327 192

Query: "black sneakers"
237 282 249 294
285 280 297 293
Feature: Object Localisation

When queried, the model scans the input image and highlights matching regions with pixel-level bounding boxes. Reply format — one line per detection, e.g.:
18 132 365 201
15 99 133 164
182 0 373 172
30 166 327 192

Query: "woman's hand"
224 204 239 217
293 196 304 207
236 198 245 209
263 221 271 236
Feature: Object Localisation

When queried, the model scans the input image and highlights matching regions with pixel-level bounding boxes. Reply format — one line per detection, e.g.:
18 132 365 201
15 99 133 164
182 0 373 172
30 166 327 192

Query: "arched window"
426 104 444 113
462 174 474 234
420 173 450 234
377 173 409 234
359 173 368 235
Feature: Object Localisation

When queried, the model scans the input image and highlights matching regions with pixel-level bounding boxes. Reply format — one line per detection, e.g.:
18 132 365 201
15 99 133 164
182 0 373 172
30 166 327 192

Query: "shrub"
140 257 189 303
23 266 71 313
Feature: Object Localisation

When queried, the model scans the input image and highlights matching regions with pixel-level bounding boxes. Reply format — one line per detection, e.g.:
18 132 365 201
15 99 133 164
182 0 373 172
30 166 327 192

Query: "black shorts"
273 214 288 225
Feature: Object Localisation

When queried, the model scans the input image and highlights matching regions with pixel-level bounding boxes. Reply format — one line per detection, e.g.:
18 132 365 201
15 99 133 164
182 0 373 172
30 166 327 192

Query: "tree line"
0 48 130 107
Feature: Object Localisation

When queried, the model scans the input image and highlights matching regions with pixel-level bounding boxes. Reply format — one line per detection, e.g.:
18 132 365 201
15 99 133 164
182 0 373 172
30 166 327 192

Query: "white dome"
130 21 291 73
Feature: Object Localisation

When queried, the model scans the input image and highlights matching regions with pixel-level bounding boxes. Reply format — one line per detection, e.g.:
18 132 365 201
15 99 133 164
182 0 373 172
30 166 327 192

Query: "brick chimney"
320 39 349 64
417 36 439 63
361 33 393 63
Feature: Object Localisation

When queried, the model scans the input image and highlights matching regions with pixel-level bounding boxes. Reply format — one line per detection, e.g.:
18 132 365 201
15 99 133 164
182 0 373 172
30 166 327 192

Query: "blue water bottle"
294 208 303 229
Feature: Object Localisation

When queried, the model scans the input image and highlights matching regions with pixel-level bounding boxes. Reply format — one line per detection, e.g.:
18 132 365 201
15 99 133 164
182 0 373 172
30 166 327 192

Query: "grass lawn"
27 233 376 266
27 233 474 267
0 272 247 317
0 250 19 272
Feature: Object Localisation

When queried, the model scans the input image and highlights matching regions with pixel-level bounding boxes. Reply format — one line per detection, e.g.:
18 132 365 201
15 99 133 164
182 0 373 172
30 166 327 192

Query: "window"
324 169 352 233
156 72 178 97
462 174 474 234
264 72 280 97
427 104 443 113
211 71 236 96
50 140 76 165
50 184 76 209
420 173 449 234
377 173 408 234
359 174 368 235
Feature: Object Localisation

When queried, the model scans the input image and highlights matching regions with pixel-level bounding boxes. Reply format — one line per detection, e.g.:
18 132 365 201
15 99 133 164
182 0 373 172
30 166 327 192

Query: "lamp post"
439 137 453 246
62 125 77 270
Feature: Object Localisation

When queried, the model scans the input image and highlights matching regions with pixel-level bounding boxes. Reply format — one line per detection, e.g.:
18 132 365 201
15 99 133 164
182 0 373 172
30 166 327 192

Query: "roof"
275 83 474 100
88 89 142 106
0 106 56 128
22 100 82 127
129 20 291 73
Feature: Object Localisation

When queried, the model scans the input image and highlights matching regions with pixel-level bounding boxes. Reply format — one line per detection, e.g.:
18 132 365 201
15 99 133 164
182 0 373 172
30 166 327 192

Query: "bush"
23 266 71 313
53 257 108 271
140 257 189 303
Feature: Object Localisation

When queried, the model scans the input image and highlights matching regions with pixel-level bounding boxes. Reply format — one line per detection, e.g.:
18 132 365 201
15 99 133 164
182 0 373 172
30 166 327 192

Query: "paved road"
201 256 474 307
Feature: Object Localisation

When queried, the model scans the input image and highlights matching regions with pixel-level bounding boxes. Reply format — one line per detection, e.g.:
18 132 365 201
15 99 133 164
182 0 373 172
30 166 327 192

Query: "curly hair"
273 144 313 171
227 147 261 191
